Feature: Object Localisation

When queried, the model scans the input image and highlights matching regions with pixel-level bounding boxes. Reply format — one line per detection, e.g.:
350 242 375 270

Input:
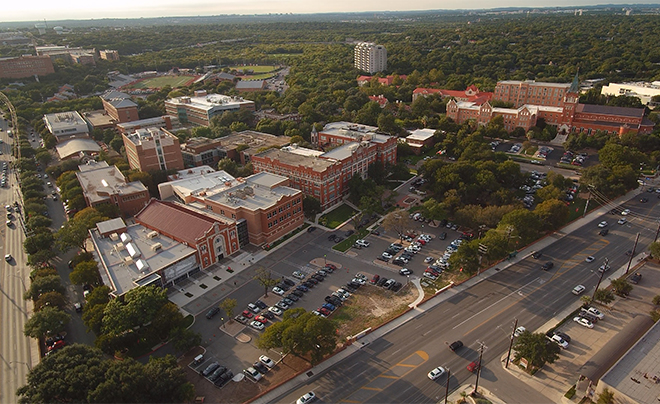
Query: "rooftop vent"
147 231 159 239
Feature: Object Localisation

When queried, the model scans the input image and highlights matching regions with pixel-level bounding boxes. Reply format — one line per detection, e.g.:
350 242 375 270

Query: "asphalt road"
0 122 33 404
273 191 658 404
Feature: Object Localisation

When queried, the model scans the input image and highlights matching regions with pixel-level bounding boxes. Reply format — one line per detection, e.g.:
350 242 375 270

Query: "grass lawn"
319 204 357 229
390 170 414 181
229 65 279 73
128 75 195 89
566 196 598 222
333 228 369 252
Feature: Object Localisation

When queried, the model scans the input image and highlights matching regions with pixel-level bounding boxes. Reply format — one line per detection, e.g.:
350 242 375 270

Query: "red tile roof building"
412 85 493 103
135 199 241 268
446 76 655 135
357 75 407 86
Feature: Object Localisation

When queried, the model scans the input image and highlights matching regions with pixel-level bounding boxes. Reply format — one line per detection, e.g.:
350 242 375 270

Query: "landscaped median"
318 203 357 229
333 228 369 252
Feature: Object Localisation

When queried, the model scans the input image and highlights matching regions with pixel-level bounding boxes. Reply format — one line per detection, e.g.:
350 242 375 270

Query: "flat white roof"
166 94 254 111
407 129 436 141
281 145 324 157
90 223 196 296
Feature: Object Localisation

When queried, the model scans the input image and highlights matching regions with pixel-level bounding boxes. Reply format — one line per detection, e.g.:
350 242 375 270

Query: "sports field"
127 75 197 89
228 65 279 73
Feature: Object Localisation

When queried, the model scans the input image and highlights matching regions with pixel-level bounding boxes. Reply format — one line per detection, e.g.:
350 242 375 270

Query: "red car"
318 307 331 316
370 274 380 285
254 315 268 324
467 360 481 373
324 263 337 271
48 340 66 352
241 310 254 319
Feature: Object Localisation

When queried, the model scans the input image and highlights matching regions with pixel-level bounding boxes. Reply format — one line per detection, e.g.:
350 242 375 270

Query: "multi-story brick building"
354 42 387 74
164 90 255 127
447 76 655 135
0 55 54 79
158 170 304 245
101 91 139 123
122 127 184 172
252 122 397 209
99 50 120 61
135 199 241 268
181 130 290 167
76 161 150 217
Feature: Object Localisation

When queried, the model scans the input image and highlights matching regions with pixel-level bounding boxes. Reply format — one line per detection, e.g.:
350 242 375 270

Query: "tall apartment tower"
354 42 387 74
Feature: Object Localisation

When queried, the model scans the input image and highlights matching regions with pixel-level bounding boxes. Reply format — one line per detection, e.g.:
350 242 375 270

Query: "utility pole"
444 368 450 404
583 186 592 217
625 233 640 275
472 341 487 397
655 221 660 243
505 319 517 369
591 258 607 303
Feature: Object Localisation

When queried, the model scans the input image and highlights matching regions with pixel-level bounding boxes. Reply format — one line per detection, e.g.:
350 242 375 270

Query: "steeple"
569 70 579 94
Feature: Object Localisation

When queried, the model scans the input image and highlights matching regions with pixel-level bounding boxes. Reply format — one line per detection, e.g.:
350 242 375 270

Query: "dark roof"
135 199 217 246
577 104 645 118
236 80 265 89
578 315 653 382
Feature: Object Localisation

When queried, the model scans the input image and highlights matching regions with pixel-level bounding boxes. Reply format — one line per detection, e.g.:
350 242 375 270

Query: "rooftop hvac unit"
109 233 119 241
124 256 134 265
147 231 159 239
115 242 125 251
151 243 162 252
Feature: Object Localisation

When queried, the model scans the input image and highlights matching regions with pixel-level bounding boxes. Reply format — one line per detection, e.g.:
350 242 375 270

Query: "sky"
1 0 657 23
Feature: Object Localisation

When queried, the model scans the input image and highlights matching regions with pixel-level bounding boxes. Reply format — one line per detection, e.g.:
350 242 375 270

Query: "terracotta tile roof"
135 199 216 246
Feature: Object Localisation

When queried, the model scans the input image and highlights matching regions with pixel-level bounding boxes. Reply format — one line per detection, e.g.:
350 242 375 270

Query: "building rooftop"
124 127 176 146
281 144 324 157
207 130 290 154
116 116 169 133
236 80 265 89
255 148 336 173
55 138 101 159
406 128 436 141
90 220 196 296
577 104 645 118
166 93 254 111
599 318 660 403
159 169 236 200
136 199 231 246
82 110 115 128
207 172 299 212
167 166 217 181
76 161 148 204
497 80 572 88
43 111 88 133
320 143 362 161
101 90 133 101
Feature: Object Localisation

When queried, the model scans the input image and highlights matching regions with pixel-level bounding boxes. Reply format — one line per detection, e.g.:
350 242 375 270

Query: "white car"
572 285 586 295
584 307 605 319
424 256 434 263
4 254 12 262
355 272 367 280
420 234 432 241
617 218 627 225
621 209 631 216
551 334 569 348
250 320 265 331
514 326 526 337
382 252 393 260
247 303 261 314
355 239 370 247
259 355 275 368
268 306 283 316
292 270 306 279
598 221 608 228
427 366 446 380
574 316 594 328
585 256 595 263
296 392 316 404
272 286 285 296
598 264 610 273
352 277 366 285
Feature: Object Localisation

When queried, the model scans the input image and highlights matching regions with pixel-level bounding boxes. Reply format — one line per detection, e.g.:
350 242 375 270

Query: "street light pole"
591 258 607 303
444 368 450 404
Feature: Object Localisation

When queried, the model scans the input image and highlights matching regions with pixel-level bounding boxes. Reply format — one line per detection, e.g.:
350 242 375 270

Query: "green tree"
420 198 446 225
253 267 279 297
513 331 560 370
219 298 237 321
650 242 660 259
27 249 57 268
24 275 64 301
534 199 570 230
535 185 563 202
24 306 71 338
257 308 337 365
23 231 54 256
594 288 615 305
217 157 239 176
70 261 101 286
303 195 322 218
169 327 202 354
101 285 168 337
382 209 412 241
34 291 67 311
611 278 633 297
56 220 91 252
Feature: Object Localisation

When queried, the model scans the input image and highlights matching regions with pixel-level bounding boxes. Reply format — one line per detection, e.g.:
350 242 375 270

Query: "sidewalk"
250 185 647 404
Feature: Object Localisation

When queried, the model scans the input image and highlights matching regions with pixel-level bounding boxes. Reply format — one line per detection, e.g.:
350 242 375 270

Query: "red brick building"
76 161 150 217
101 91 139 123
447 76 655 135
252 122 397 209
412 85 493 103
158 171 304 245
357 75 407 87
123 127 184 172
0 55 54 79
135 199 240 268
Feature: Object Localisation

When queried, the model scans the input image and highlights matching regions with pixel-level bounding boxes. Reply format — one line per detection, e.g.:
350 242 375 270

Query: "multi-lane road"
0 120 36 404
271 191 657 403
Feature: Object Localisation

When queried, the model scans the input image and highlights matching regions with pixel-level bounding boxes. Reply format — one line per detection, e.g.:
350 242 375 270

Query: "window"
200 245 207 252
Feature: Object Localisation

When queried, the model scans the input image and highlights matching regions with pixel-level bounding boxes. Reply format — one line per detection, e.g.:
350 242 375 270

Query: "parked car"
573 316 594 328
550 334 569 349
247 303 261 314
272 286 285 295
260 355 275 368
255 300 267 310
399 268 412 276
629 272 642 284
268 306 283 316
355 239 370 247
234 315 248 324
202 362 220 377
370 274 381 284
292 270 306 279
244 366 262 381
